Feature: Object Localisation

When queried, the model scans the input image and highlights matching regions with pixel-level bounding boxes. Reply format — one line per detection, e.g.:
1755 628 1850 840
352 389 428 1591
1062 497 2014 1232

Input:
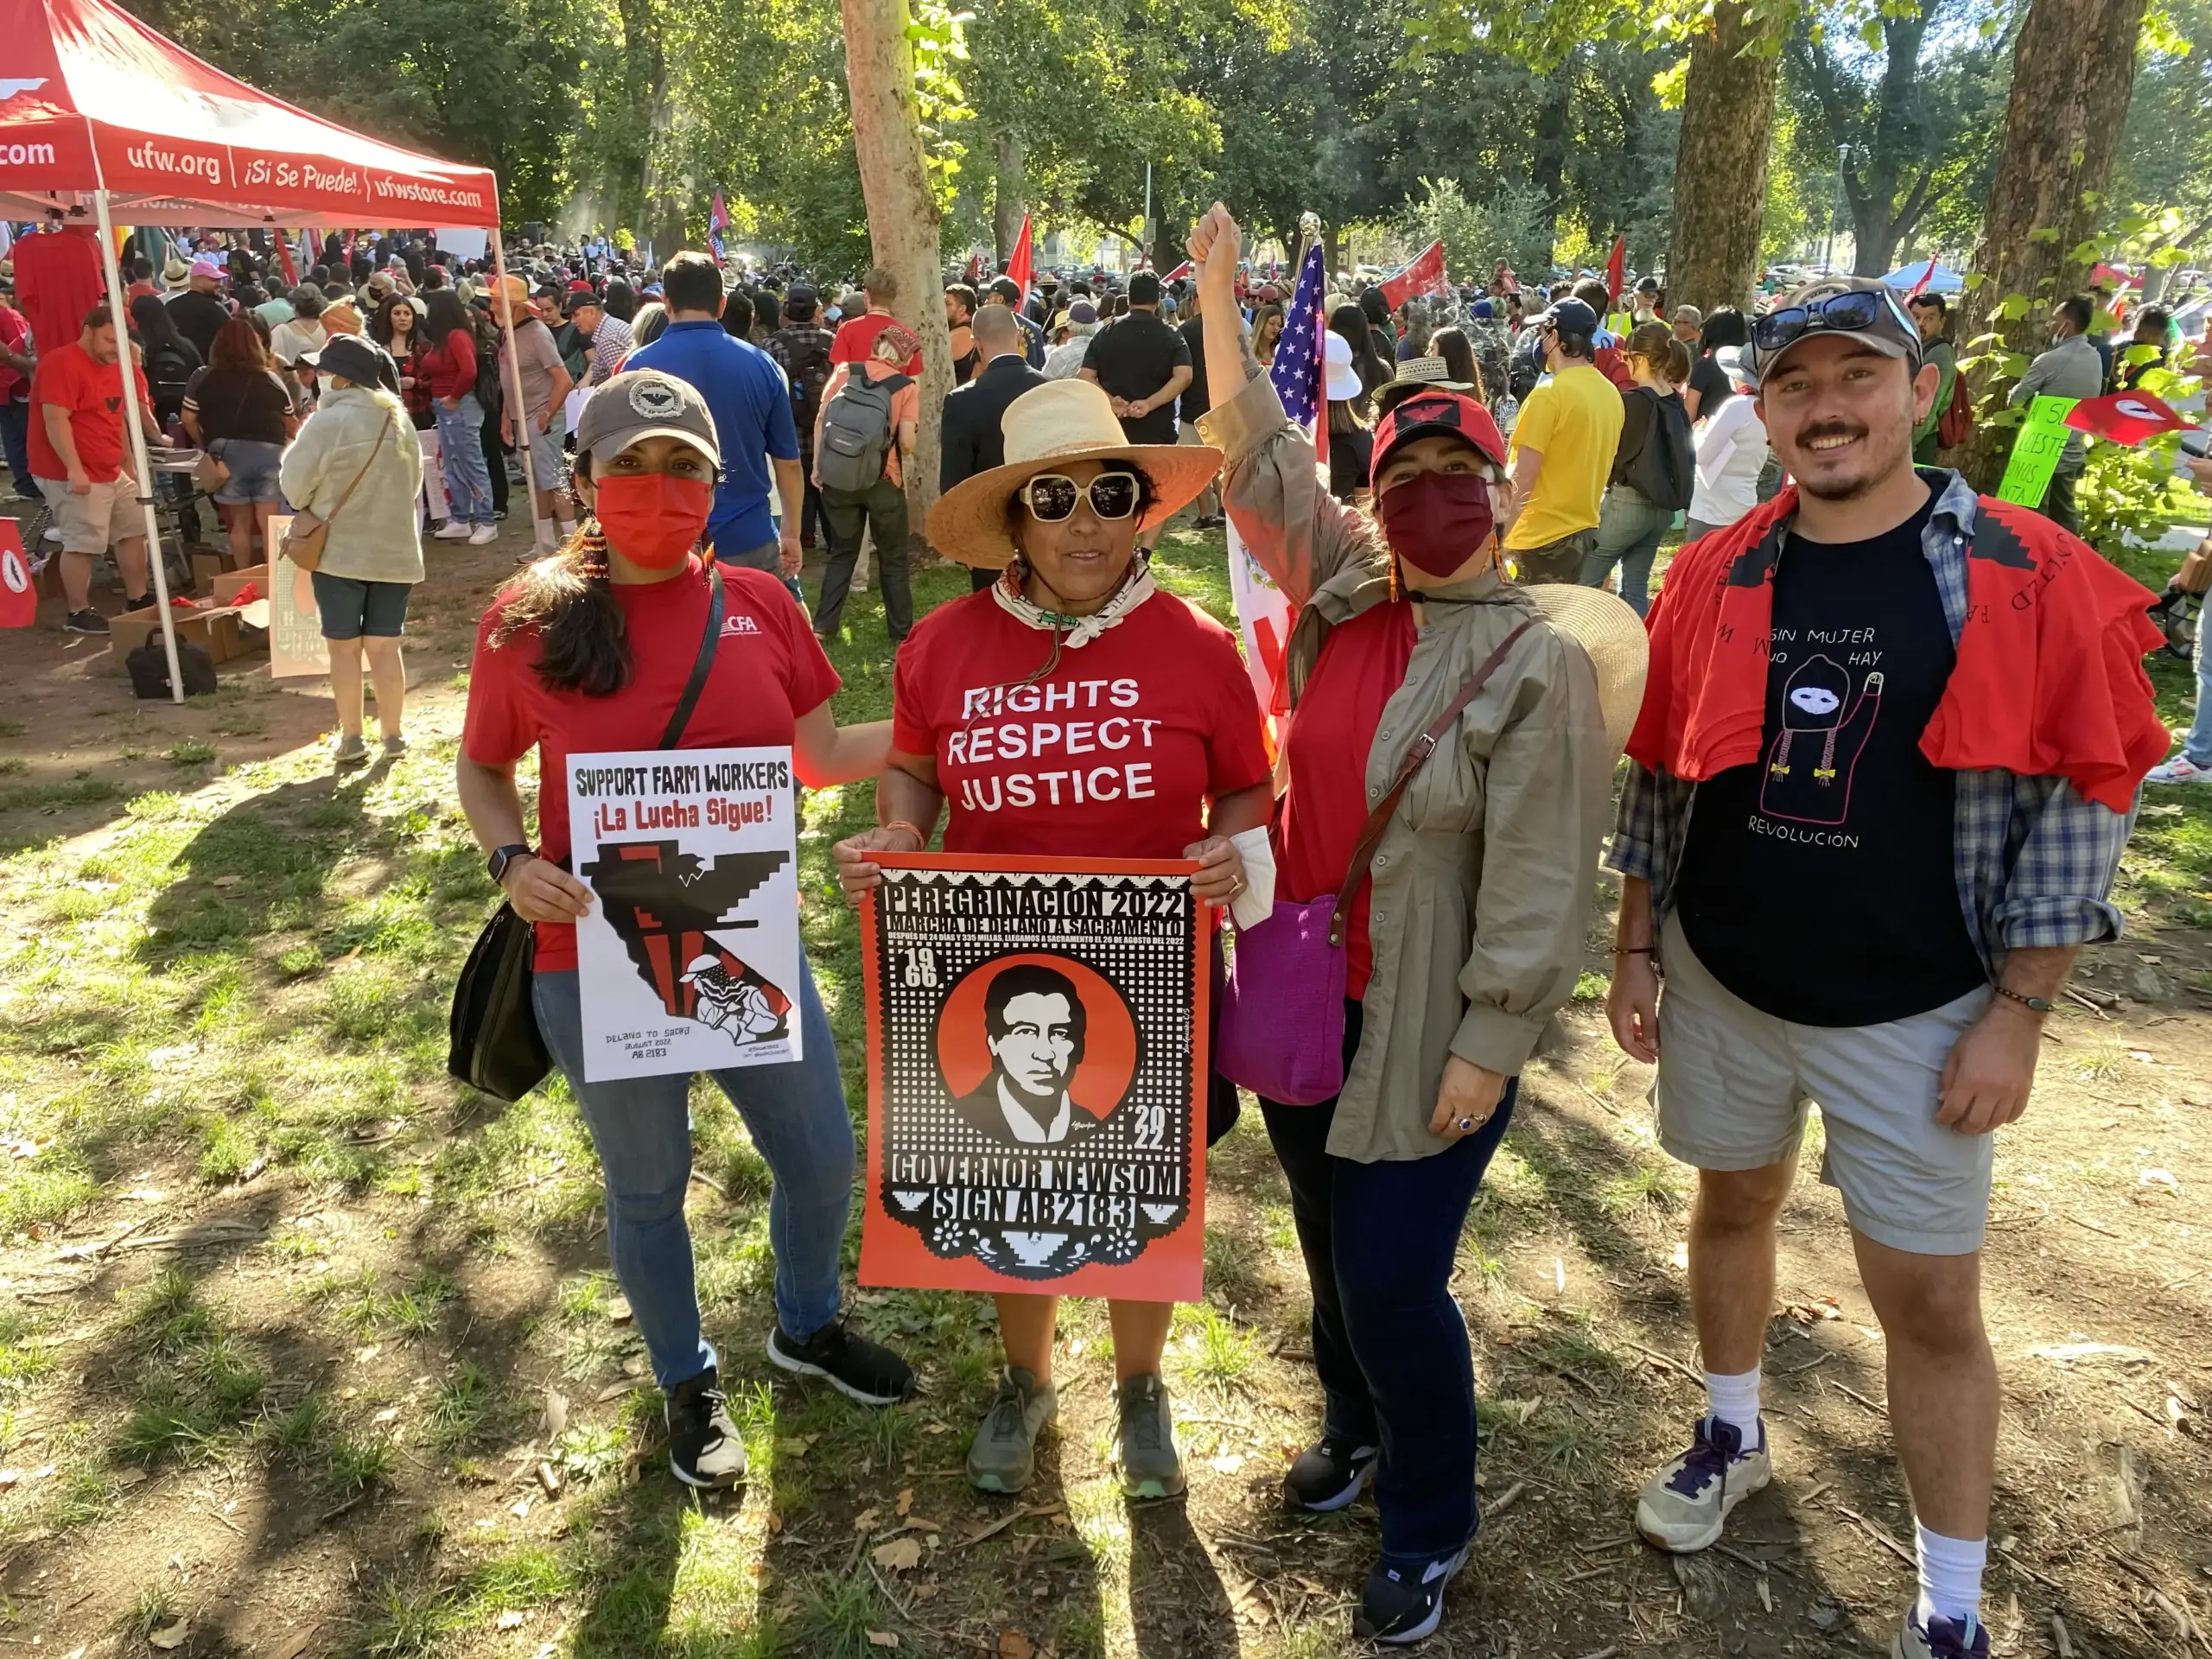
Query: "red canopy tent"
0 0 508 699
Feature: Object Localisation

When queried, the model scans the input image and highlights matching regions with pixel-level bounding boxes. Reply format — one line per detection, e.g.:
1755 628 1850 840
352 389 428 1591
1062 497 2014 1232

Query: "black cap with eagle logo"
575 368 722 470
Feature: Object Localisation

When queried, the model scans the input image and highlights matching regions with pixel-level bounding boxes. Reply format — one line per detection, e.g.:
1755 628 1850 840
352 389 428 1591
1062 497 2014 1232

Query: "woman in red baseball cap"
1187 202 1645 1647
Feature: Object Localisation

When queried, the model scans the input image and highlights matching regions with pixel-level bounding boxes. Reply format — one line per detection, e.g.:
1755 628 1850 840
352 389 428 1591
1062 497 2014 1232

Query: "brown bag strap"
1326 618 1535 949
313 412 393 524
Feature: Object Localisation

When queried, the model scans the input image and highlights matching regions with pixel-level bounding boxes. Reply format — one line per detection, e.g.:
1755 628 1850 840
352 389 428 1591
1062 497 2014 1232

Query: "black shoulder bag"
447 564 728 1102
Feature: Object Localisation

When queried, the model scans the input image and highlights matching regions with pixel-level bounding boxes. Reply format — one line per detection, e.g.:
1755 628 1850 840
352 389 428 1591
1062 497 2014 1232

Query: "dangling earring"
576 518 609 581
1387 551 1402 603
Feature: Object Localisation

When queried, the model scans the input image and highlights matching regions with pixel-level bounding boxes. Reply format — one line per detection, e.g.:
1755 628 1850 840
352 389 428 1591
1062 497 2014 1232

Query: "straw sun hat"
1517 584 1650 755
927 378 1224 569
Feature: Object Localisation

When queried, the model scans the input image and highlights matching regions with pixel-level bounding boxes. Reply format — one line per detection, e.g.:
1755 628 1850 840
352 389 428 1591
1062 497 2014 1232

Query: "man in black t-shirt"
1601 276 2152 1659
1078 270 1191 548
166 256 234 363
1174 284 1220 529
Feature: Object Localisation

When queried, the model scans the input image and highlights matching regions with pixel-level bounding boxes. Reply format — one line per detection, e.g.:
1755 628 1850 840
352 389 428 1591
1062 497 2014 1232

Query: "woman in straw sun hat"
1187 200 1648 1647
832 374 1275 1503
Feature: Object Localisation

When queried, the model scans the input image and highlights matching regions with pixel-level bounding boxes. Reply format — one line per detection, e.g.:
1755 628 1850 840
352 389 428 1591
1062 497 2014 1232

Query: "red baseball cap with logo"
1370 391 1508 488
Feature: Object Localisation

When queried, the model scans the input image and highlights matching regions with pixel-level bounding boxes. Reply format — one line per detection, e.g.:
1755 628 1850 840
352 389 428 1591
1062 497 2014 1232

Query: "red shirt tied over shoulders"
892 586 1271 859
461 559 841 972
830 310 924 377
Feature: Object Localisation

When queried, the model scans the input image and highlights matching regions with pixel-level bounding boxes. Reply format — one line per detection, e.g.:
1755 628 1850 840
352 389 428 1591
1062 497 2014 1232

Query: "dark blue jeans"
0 397 30 495
1260 999 1518 1566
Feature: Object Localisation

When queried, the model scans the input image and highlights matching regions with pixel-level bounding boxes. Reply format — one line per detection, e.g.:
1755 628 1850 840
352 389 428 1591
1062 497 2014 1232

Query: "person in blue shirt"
625 251 803 581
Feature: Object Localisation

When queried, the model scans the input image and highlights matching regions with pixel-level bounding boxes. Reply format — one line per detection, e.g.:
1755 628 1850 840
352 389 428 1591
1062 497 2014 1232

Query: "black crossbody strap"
658 562 724 749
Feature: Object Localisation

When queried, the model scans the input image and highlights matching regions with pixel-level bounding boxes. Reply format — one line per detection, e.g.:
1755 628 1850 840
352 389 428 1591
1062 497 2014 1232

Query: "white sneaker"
434 520 473 541
1635 1414 1770 1553
467 524 499 546
2146 753 2212 785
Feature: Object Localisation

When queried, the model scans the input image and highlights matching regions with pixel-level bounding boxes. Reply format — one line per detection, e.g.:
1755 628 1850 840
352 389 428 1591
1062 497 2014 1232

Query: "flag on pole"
1006 214 1034 300
2063 391 2194 446
708 192 732 262
274 229 297 287
1378 240 1446 309
1906 257 1939 300
1162 260 1192 283
1271 242 1330 467
1604 235 1625 305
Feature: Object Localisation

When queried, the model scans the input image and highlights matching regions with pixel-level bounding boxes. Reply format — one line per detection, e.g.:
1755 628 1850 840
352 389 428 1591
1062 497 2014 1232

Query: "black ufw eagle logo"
577 840 790 1020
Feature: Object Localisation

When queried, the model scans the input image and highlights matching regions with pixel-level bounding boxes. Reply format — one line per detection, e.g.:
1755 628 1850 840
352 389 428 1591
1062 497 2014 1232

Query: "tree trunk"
611 0 665 238
1954 0 2146 493
992 129 1026 266
842 0 950 550
1664 3 1780 314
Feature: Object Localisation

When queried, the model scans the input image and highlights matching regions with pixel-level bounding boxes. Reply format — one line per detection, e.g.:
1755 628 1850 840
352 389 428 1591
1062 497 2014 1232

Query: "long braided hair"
488 448 631 695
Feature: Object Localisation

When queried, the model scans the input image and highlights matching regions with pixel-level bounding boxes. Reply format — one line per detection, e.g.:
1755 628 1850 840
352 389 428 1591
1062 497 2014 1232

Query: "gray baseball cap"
575 369 721 470
1750 276 1922 381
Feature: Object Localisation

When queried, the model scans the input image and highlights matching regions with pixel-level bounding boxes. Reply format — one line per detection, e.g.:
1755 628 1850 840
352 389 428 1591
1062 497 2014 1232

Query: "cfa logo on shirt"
721 614 762 637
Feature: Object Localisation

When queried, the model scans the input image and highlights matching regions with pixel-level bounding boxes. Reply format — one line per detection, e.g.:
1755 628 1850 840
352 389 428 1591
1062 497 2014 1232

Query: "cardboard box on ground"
104 562 270 674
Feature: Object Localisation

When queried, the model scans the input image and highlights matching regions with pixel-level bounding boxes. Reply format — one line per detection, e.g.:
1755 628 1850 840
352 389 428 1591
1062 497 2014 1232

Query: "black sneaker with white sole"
767 1319 916 1406
1285 1439 1380 1512
124 593 156 613
664 1365 747 1489
61 608 108 635
1354 1545 1470 1645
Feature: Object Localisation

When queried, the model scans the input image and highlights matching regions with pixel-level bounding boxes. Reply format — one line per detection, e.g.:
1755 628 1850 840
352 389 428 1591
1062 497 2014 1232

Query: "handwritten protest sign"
1996 396 2080 511
859 855 1208 1301
566 747 802 1083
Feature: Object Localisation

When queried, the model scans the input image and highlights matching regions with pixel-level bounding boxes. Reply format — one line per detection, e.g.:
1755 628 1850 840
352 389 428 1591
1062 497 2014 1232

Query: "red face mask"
593 473 712 569
1376 468 1497 579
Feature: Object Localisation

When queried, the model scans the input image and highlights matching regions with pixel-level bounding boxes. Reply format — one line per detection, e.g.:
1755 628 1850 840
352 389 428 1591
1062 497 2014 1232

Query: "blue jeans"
2184 604 2212 770
0 398 29 495
435 394 495 526
1580 485 1673 616
1259 1000 1518 1565
531 963 856 1389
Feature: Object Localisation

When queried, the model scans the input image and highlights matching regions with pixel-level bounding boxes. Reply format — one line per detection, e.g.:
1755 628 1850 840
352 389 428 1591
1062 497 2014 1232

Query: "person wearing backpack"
810 323 919 645
1908 294 1961 464
1579 321 1693 615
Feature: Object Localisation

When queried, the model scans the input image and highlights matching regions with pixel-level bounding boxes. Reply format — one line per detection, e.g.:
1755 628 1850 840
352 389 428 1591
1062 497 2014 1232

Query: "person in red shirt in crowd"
832 376 1274 1503
0 281 38 500
30 304 161 636
457 370 918 1494
13 221 105 380
829 264 922 376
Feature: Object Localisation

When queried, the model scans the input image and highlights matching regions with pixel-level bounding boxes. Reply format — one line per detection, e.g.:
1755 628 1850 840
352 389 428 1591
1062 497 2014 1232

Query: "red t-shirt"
1278 600 1418 999
462 561 841 971
892 588 1271 859
13 228 105 378
27 344 152 484
0 304 30 403
830 310 923 376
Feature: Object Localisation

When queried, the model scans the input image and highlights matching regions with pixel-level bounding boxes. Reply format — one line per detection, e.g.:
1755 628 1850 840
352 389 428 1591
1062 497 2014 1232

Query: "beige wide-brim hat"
928 378 1224 569
1519 583 1651 755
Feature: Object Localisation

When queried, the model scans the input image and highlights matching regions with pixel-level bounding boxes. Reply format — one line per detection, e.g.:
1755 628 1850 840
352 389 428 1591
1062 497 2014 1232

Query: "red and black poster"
859 855 1209 1301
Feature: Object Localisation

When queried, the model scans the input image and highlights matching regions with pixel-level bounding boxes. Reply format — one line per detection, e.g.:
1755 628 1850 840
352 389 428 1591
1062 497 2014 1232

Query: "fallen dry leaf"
998 1632 1035 1659
873 1537 923 1572
148 1619 189 1650
866 1635 899 1650
896 1487 913 1516
853 1507 880 1532
542 1387 570 1439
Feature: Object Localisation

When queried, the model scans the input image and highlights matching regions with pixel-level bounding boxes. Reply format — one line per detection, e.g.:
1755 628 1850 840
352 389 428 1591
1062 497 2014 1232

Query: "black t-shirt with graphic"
1673 489 1986 1027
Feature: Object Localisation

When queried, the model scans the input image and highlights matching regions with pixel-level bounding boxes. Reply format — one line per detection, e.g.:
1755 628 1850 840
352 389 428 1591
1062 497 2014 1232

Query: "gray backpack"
817 370 910 492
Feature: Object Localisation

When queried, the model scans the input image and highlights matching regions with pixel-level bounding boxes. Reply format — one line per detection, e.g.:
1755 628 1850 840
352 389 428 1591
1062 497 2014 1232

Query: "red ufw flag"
1906 257 1939 299
1604 235 1626 305
0 522 35 628
1378 240 1446 309
2063 392 2195 446
1005 215 1033 300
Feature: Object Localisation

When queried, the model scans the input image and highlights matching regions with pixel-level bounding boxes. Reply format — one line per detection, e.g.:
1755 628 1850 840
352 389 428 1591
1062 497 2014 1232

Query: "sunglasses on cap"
1752 289 1917 358
1020 471 1141 523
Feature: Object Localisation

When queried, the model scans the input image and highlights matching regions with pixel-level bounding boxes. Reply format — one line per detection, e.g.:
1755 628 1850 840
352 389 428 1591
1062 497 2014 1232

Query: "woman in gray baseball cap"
455 368 918 1492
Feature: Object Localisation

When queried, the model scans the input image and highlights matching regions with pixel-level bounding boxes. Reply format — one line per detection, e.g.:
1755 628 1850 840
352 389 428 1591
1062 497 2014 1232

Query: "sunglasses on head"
1751 289 1914 356
1020 470 1141 523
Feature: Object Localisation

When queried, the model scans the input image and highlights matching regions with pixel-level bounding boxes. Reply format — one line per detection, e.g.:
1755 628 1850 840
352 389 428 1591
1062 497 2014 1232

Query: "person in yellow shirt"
1504 298 1626 583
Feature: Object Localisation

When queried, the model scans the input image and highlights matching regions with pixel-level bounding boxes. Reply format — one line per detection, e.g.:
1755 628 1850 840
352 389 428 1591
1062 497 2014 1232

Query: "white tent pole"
489 237 541 537
91 186 184 705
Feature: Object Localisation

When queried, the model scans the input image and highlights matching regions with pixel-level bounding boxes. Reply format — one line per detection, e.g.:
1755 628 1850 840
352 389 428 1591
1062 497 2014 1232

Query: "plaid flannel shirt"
1608 469 2139 975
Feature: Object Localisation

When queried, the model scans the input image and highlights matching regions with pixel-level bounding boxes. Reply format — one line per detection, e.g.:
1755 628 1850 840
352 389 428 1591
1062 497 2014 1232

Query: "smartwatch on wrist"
486 843 535 885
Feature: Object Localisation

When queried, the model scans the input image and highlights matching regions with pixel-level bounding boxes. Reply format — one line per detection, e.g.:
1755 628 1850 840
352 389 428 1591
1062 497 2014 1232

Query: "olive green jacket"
1199 366 1613 1163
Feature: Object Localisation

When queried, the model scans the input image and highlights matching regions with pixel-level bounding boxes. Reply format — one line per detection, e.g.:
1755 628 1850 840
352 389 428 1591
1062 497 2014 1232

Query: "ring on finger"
1455 1115 1474 1134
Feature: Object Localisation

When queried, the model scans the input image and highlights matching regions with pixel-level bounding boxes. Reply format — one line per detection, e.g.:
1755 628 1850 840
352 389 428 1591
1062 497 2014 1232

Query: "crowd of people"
4 206 2201 1655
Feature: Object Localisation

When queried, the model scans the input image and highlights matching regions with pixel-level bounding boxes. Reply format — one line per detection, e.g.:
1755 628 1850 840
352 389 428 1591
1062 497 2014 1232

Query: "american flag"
708 192 732 262
1268 242 1329 465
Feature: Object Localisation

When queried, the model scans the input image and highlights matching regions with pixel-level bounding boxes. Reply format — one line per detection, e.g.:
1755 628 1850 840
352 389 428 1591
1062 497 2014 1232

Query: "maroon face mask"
1376 468 1497 579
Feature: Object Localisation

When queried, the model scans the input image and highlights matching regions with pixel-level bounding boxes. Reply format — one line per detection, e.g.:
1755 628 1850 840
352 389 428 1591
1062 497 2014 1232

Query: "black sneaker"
766 1319 916 1406
1354 1545 1469 1645
1285 1439 1379 1512
124 593 156 613
62 607 108 635
664 1365 747 1489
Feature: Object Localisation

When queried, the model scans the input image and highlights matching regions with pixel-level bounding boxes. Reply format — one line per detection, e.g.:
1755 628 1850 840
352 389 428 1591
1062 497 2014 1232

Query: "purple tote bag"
1214 894 1348 1105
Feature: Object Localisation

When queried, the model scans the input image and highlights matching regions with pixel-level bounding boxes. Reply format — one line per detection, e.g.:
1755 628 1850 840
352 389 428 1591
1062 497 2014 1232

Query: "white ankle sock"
556 519 578 541
1705 1366 1762 1439
1915 1523 1985 1628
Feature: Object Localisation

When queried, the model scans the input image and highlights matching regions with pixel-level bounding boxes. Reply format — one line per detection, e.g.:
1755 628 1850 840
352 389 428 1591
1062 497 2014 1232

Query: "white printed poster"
567 747 804 1082
267 531 331 681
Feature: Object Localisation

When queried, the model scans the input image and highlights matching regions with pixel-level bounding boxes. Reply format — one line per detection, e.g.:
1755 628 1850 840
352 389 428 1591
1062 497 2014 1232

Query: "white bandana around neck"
988 559 1157 647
